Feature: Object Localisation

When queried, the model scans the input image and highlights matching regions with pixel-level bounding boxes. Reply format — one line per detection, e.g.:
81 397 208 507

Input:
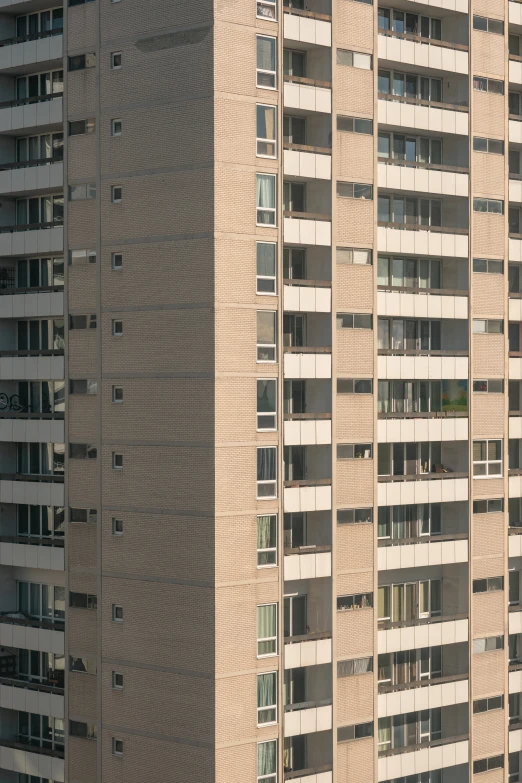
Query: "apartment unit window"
338 722 373 741
473 576 504 593
337 182 373 200
257 514 277 565
69 183 96 201
111 186 122 203
337 592 373 611
257 242 276 293
283 181 305 212
112 671 124 689
110 51 122 69
378 195 441 226
18 504 65 538
511 91 522 116
510 752 520 783
473 756 504 774
112 738 124 756
257 740 277 783
16 195 64 225
337 657 373 677
257 36 277 88
112 518 123 535
257 0 276 20
17 442 65 476
473 15 504 33
112 452 123 469
257 173 276 225
283 115 306 145
378 579 441 622
337 247 372 265
337 115 373 134
257 311 277 362
112 605 124 621
257 104 277 157
69 507 97 524
70 379 97 394
511 149 521 176
378 256 442 290
336 49 372 70
473 635 504 653
473 379 504 392
16 256 64 287
337 508 373 524
511 34 522 56
70 314 96 329
378 69 441 102
16 8 63 35
69 119 95 136
68 53 96 70
337 379 373 394
474 695 504 713
112 253 123 269
19 713 64 750
69 443 97 459
378 8 441 38
283 48 305 77
70 656 96 674
257 447 277 498
473 439 502 477
257 379 276 430
473 319 503 333
257 671 277 725
337 443 372 459
70 591 97 609
17 131 63 163
112 319 123 336
70 249 96 265
112 386 123 403
378 318 442 351
473 258 503 273
17 379 65 413
379 379 467 415
19 581 65 619
473 197 504 214
111 119 122 136
378 503 441 539
512 208 522 235
378 132 442 164
257 603 277 656
473 137 504 154
473 498 504 513
16 69 63 100
337 313 372 329
378 710 440 754
473 76 504 94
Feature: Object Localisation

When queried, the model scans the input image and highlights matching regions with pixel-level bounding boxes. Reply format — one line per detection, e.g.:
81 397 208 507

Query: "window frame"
257 446 277 499
257 378 277 431
473 439 503 477
112 452 123 470
256 35 277 89
256 172 277 226
111 118 122 136
257 739 277 783
257 671 278 726
257 310 277 363
112 319 123 336
112 604 124 622
256 241 277 294
257 513 277 566
256 104 277 158
257 603 278 657
110 51 122 69
112 252 123 270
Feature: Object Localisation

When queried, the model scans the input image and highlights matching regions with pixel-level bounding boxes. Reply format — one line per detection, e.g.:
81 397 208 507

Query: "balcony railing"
284 697 332 713
378 348 468 357
378 410 468 419
284 277 332 287
379 733 469 758
0 671 63 694
379 611 467 632
0 349 64 357
0 156 62 172
378 471 468 483
378 221 468 235
284 543 332 555
0 284 63 296
284 478 332 488
378 532 468 548
378 671 468 695
0 93 62 111
0 410 64 419
377 283 468 296
0 472 64 483
378 156 469 175
0 611 64 631
284 74 332 89
0 737 64 759
284 142 332 156
378 27 468 52
0 534 63 547
284 210 331 221
284 412 332 420
284 346 332 353
284 630 331 643
0 28 62 48
284 764 333 781
283 4 332 21
0 221 62 234
378 92 468 112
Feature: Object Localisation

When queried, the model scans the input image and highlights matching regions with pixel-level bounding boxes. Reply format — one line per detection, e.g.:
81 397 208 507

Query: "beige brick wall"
68 331 97 377
68 201 96 247
216 743 257 783
336 394 374 441
472 92 506 139
472 152 505 201
472 512 504 559
472 649 505 697
337 737 374 783
473 478 505 498
336 199 374 247
69 395 97 441
336 0 373 50
337 672 373 724
472 31 505 78
472 273 505 317
68 133 96 182
336 460 374 507
472 0 504 18
472 591 505 636
99 0 212 38
472 394 505 437
336 67 374 117
336 264 373 312
336 609 374 658
69 671 97 721
337 330 374 375
68 522 97 573
336 523 373 574
67 1 96 51
68 736 97 783
68 608 97 656
472 555 504 579
67 68 96 117
472 334 505 376
68 262 96 312
472 711 505 758
68 459 97 507
337 132 374 181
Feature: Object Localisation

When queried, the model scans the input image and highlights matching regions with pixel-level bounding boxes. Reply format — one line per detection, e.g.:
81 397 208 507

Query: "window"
70 656 96 674
112 319 123 336
257 740 277 783
337 508 373 524
511 91 522 116
68 53 96 71
473 576 504 593
473 439 502 477
337 593 373 611
111 118 122 136
110 51 122 69
473 695 504 713
70 507 97 524
69 314 96 330
17 505 64 538
16 256 64 286
473 756 504 774
257 105 277 157
284 115 306 145
337 182 373 199
473 635 504 653
257 671 277 725
337 443 373 459
17 8 63 33
17 442 64 476
511 34 521 56
257 604 277 656
16 69 63 101
473 198 504 214
257 447 277 498
473 319 503 333
111 186 122 203
378 132 442 165
336 247 372 265
18 581 65 619
257 242 276 294
257 379 276 430
257 36 276 88
336 313 373 329
337 115 373 134
70 379 97 394
112 671 124 689
112 253 123 269
69 183 96 201
69 443 97 459
112 738 124 756
112 453 123 470
473 76 504 94
337 379 373 394
336 49 373 70
257 514 277 565
112 518 123 535
257 0 276 19
378 69 442 102
257 173 276 225
473 499 504 513
69 249 96 265
473 258 503 274
473 137 504 155
378 195 442 226
257 311 277 362
337 722 373 741
337 657 373 677
112 604 124 621
112 386 123 403
473 379 504 393
283 48 305 78
378 8 441 37
69 119 95 136
69 592 97 609
70 720 97 739
473 15 504 33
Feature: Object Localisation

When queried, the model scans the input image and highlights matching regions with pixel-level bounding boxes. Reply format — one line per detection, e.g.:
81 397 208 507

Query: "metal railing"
379 611 467 632
0 93 62 111
0 28 62 48
378 27 468 52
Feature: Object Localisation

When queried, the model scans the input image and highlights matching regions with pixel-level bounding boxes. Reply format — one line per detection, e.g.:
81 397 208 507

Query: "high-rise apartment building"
1 0 522 780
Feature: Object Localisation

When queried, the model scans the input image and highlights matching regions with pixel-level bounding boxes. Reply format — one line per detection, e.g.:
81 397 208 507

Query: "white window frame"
257 739 277 783
257 603 278 657
257 671 277 726
473 439 503 478
257 378 277 431
256 241 277 294
111 185 122 204
256 0 277 20
112 604 123 622
112 517 123 535
112 252 123 269
110 51 122 69
257 513 277 567
112 385 123 403
112 452 123 470
256 35 277 90
112 319 123 336
256 104 277 159
112 737 124 755
112 671 124 689
257 446 277 499
256 173 277 226
257 310 277 363
111 118 122 136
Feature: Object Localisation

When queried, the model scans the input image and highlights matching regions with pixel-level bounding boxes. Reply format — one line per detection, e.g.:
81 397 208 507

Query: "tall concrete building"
1 0 522 780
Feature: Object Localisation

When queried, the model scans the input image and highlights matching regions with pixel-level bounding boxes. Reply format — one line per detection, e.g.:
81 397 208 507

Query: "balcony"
378 673 468 718
283 6 331 48
512 56 522 88
0 157 62 197
378 416 468 443
0 30 62 73
284 765 332 783
0 473 64 507
0 536 63 570
284 144 331 182
0 220 62 257
0 93 62 134
284 349 332 379
283 731 333 783
284 75 332 115
284 546 332 580
0 742 64 782
378 93 468 137
512 0 522 25
284 212 331 247
378 158 468 198
284 414 331 446
284 279 331 313
0 612 64 655
284 479 331 512
377 735 469 783
378 28 468 75
378 221 468 258
284 700 332 737
284 631 332 669
378 533 468 571
378 613 468 656
378 640 468 693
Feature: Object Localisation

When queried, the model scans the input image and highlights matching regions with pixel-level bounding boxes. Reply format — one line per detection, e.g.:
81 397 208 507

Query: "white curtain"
257 740 276 778
257 604 276 643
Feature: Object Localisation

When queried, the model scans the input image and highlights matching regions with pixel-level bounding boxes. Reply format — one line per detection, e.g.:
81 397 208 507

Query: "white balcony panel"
284 352 331 379
284 217 331 246
284 704 332 737
377 418 468 443
0 682 63 718
284 82 332 114
0 479 63 507
0 355 63 381
511 179 522 206
378 161 468 198
378 677 468 718
378 34 468 75
510 298 522 322
377 477 468 507
510 358 522 380
377 355 468 380
510 119 522 146
510 535 522 558
0 226 62 258
511 60 522 87
378 618 468 656
510 475 522 500
511 728 522 754
511 417 522 440
378 538 468 571
284 638 332 669
0 34 62 72
283 12 332 47
284 485 332 513
511 0 522 24
284 550 332 580
0 291 63 319
0 96 62 133
285 772 332 783
284 149 332 181
0 620 63 654
377 290 468 320
511 237 522 262
510 668 522 695
0 161 63 196
0 418 63 443
510 609 522 635
0 745 64 782
378 99 468 136
284 284 331 312
0 541 63 571
284 419 332 445
378 226 468 258
377 739 469 782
